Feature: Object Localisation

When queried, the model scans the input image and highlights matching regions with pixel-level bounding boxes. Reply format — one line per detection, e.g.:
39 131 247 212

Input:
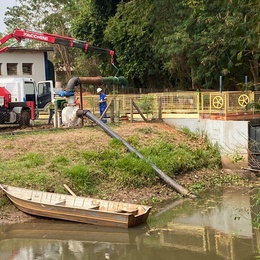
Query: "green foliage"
180 127 200 140
189 173 244 194
48 156 70 172
137 126 157 135
0 123 222 200
3 0 259 89
64 164 97 194
5 0 71 33
189 180 207 193
81 150 101 162
25 171 50 187
108 138 126 150
137 95 155 119
250 189 260 229
109 154 156 188
104 0 167 86
3 0 83 83
70 0 120 75
196 140 221 168
125 135 141 149
0 196 11 208
140 141 221 176
179 128 221 169
19 153 45 167
246 102 260 112
51 156 70 165
231 151 244 164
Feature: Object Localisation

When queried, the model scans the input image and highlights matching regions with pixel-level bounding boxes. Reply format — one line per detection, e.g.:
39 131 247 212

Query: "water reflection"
0 187 259 260
0 221 143 260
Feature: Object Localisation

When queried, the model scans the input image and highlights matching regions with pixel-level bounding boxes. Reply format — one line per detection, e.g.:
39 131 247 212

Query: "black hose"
78 109 197 198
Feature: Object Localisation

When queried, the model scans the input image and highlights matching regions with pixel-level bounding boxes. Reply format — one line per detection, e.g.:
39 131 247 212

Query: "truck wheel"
19 111 30 128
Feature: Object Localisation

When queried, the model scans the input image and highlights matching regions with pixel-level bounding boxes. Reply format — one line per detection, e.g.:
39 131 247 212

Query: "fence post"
110 98 115 123
158 97 162 120
130 98 133 123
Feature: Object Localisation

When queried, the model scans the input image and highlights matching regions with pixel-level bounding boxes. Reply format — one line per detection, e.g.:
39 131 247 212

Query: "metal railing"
78 91 260 120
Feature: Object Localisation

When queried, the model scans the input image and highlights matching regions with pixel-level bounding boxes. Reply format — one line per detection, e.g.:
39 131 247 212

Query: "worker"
47 100 55 124
97 87 107 123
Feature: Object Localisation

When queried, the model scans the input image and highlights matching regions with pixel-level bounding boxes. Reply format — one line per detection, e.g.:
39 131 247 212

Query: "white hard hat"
97 87 102 93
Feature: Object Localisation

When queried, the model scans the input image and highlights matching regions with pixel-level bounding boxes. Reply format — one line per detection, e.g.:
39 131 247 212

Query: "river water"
0 187 259 260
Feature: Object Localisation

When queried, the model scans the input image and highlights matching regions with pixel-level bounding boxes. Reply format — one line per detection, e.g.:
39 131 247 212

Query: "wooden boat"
0 184 152 228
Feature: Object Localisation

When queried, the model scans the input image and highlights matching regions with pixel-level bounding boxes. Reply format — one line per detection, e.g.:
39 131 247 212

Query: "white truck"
0 77 55 127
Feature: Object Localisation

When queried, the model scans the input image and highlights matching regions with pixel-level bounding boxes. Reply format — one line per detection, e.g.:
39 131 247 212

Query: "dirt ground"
0 121 235 224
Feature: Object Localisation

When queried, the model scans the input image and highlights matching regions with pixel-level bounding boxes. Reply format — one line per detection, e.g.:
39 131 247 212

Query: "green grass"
0 126 222 201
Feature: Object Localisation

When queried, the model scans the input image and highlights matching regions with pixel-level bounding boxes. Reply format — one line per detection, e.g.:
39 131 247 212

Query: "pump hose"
77 109 197 199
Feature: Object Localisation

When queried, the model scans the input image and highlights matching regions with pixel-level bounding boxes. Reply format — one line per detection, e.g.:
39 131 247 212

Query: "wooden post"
54 100 58 128
99 100 112 121
132 101 148 122
158 97 162 120
110 99 115 123
130 98 133 123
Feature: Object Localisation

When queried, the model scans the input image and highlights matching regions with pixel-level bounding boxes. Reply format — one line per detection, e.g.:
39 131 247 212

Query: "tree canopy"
2 0 260 91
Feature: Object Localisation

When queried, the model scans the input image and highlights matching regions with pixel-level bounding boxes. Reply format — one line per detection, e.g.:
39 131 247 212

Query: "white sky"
0 0 19 33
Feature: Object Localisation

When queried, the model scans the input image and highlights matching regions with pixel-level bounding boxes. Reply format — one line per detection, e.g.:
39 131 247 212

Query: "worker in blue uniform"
97 87 107 123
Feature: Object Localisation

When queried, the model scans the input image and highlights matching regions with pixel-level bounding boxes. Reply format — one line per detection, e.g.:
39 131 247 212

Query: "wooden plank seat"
116 209 138 215
55 200 66 205
88 205 99 210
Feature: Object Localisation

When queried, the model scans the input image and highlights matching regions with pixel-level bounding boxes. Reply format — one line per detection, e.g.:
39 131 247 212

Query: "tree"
190 0 260 89
3 0 259 90
4 0 72 32
151 0 194 89
70 0 122 77
234 0 260 86
152 0 260 90
104 0 168 87
4 0 79 83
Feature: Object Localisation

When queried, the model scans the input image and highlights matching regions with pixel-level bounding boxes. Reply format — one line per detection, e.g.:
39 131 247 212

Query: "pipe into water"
77 109 196 199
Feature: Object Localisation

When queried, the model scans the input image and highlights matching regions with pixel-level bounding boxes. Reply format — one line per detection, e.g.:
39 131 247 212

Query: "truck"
0 77 55 127
0 29 116 127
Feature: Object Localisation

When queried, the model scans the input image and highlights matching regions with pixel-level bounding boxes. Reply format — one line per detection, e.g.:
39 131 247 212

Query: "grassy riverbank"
0 122 251 222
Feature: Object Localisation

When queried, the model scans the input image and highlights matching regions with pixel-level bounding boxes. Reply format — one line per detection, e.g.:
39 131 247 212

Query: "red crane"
0 29 115 64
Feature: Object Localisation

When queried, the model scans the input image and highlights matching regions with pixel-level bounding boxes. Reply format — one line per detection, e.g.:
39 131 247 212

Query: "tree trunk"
249 54 259 86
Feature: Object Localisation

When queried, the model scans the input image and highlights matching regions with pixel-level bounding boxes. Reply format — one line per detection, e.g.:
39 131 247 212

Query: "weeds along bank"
0 122 252 216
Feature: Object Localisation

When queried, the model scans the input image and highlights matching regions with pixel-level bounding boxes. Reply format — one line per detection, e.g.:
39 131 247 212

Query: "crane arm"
0 29 115 63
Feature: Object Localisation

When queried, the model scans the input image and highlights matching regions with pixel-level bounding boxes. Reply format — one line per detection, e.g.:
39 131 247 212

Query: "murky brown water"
0 187 259 260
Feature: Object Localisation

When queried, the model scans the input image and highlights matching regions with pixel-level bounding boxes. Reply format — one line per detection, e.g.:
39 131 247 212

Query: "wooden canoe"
0 184 152 228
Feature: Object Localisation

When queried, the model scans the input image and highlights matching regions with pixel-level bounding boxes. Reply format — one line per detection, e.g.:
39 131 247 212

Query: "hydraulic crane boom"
0 29 115 63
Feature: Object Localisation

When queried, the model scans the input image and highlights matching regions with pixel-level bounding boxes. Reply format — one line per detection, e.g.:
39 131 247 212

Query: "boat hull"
0 185 151 228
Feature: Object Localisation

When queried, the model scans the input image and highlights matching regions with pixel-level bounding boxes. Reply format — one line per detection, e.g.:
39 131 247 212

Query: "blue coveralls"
99 92 107 123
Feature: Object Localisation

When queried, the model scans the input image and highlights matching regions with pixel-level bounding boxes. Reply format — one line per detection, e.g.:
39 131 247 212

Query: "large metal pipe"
79 76 127 86
65 76 128 93
66 77 80 92
77 109 196 198
78 76 103 85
